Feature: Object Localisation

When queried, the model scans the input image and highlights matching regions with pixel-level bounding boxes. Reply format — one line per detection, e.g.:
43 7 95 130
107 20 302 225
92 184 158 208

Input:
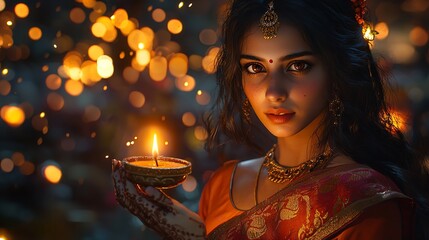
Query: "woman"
112 0 429 239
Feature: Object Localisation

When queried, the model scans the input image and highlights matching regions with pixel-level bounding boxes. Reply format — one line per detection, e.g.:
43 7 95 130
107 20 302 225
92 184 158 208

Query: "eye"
287 61 312 72
243 63 266 74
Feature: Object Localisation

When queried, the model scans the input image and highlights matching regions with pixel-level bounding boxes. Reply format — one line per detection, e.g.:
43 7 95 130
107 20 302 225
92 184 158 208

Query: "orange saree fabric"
198 160 244 234
200 163 414 240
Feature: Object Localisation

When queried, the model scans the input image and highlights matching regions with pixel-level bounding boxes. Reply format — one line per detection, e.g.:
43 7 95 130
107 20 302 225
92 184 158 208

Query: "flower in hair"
350 0 378 42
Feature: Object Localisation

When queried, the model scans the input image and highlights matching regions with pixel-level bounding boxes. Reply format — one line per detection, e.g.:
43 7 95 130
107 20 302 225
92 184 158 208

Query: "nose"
265 73 287 102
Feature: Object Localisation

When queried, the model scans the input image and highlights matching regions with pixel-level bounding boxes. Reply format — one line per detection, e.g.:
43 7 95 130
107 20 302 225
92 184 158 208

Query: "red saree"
205 164 414 240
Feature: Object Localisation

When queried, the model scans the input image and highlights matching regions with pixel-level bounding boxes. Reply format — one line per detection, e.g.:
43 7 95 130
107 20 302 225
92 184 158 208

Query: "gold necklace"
263 144 333 184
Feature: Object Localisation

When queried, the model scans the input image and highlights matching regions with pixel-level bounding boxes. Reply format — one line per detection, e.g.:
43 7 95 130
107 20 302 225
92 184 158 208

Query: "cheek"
294 78 329 104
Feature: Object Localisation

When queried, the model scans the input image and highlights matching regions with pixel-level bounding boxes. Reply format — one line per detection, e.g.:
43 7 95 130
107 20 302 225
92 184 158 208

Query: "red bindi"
269 59 273 63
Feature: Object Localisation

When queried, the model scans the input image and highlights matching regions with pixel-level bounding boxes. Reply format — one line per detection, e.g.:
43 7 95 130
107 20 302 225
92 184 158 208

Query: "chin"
266 127 298 138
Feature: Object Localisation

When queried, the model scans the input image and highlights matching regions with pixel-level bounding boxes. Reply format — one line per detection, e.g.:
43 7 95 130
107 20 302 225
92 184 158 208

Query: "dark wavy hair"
204 0 429 238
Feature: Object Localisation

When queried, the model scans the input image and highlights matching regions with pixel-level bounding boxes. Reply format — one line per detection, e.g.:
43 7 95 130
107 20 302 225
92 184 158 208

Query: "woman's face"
240 24 329 138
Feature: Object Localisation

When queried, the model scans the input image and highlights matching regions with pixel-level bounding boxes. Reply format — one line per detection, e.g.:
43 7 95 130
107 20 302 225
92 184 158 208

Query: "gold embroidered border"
309 191 411 240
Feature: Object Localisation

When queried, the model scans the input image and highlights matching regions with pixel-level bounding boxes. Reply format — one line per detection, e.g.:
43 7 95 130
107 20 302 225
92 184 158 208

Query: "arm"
112 159 206 240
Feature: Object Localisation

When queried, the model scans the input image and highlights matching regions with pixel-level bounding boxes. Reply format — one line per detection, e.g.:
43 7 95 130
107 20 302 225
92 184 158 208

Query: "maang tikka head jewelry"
259 1 280 39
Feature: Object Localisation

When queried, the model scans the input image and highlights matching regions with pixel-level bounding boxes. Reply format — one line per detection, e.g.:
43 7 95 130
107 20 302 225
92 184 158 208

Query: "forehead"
241 24 311 57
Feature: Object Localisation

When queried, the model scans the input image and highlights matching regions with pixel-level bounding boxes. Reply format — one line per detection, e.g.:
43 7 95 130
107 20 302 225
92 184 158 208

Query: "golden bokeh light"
169 53 188 77
91 22 106 37
141 27 155 50
375 22 389 40
1 34 14 48
182 175 197 192
0 0 5 11
89 10 102 23
202 54 216 74
119 19 137 36
45 74 62 90
63 51 83 69
28 27 42 40
97 55 114 78
88 45 104 60
388 43 416 64
67 67 82 80
93 16 115 39
1 158 14 173
152 8 166 23
122 66 140 84
136 49 151 66
12 152 25 167
208 47 220 56
14 3 29 18
189 55 202 70
0 80 11 96
175 75 195 92
81 60 102 85
149 55 167 81
1 105 25 127
131 57 147 72
127 29 148 51
47 92 65 111
70 7 86 24
167 19 183 34
82 0 96 8
409 26 429 47
196 90 211 105
182 112 196 127
20 161 35 175
199 29 218 45
93 1 107 15
194 126 208 141
102 27 117 42
112 8 128 28
202 47 219 74
44 165 62 184
129 91 146 108
83 105 101 122
65 79 84 96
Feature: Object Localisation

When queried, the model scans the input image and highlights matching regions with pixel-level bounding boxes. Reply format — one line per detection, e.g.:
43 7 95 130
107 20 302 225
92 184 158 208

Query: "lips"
265 110 295 124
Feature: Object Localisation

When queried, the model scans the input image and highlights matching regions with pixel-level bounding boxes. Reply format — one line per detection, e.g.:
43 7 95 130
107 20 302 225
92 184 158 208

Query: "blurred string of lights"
0 0 218 191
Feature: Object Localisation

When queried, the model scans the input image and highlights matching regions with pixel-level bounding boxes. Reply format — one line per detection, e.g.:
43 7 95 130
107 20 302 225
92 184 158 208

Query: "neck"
276 114 326 166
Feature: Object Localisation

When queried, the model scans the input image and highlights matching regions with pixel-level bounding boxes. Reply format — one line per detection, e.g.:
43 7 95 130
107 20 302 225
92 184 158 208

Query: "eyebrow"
240 51 314 62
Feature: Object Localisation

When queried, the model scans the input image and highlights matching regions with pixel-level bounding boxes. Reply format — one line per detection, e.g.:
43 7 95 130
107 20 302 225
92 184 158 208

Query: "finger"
112 159 122 171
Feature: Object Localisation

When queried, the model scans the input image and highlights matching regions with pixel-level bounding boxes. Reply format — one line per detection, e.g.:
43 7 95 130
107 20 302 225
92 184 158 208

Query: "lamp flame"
152 133 159 166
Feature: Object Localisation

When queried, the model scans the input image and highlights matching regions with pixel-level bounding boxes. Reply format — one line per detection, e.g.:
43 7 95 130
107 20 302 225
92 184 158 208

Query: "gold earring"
329 95 344 126
242 98 251 123
259 1 280 40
